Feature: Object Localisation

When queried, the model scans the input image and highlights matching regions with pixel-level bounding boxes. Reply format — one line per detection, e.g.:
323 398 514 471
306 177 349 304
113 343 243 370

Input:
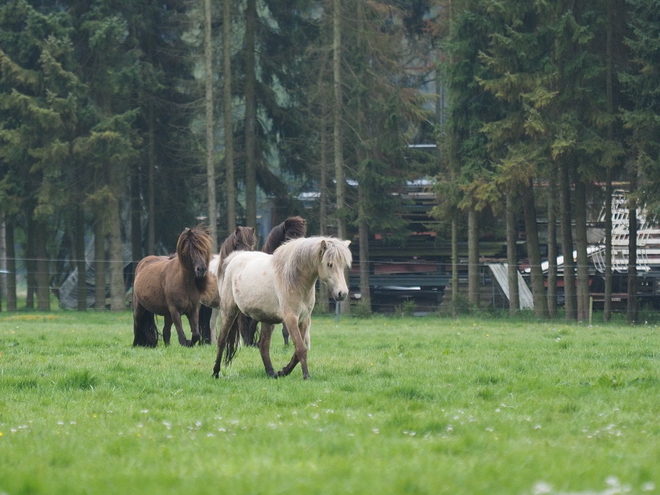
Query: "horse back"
222 251 293 324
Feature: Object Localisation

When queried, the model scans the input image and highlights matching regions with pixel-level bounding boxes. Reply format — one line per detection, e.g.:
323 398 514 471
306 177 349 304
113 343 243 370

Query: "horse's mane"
176 226 213 271
217 226 256 278
272 236 352 292
262 216 307 254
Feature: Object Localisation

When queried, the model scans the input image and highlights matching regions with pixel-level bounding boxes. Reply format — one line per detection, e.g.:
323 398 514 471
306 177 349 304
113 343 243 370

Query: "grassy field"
1 311 659 495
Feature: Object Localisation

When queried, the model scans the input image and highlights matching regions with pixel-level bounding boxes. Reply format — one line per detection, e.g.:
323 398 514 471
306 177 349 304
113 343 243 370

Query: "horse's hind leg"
258 323 276 378
212 305 240 378
277 315 309 379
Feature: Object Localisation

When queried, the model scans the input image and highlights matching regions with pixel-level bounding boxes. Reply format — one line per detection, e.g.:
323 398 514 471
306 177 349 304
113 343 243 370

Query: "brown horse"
199 226 256 343
132 226 213 347
241 216 307 346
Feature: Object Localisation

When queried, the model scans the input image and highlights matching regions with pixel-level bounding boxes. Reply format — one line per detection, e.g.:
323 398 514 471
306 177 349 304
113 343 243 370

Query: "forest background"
0 0 659 324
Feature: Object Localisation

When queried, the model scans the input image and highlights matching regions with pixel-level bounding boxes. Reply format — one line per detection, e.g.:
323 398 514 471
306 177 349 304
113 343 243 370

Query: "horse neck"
281 254 319 295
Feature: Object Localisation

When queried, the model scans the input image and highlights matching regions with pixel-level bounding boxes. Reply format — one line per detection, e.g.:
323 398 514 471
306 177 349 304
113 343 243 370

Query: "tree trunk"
131 163 142 282
147 104 156 255
0 214 4 311
6 217 16 311
107 196 125 311
317 89 329 313
547 171 558 318
574 179 590 321
358 213 370 312
506 192 519 315
559 159 576 319
627 175 638 324
467 208 479 307
604 171 612 321
34 219 50 311
205 0 218 251
25 213 36 310
604 2 614 322
522 181 548 318
244 0 257 228
94 215 106 310
223 0 236 233
333 0 349 315
333 0 345 241
451 216 459 316
74 205 87 311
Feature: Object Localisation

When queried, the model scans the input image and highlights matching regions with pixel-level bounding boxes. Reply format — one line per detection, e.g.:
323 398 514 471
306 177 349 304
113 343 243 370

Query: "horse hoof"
212 372 219 379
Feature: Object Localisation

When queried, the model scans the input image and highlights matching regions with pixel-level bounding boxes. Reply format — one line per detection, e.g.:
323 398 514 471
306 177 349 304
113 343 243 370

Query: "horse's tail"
222 312 242 365
133 310 158 347
235 313 258 347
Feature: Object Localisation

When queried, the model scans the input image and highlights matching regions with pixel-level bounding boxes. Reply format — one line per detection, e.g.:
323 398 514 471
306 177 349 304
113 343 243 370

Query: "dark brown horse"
132 226 213 347
199 226 256 344
241 216 307 346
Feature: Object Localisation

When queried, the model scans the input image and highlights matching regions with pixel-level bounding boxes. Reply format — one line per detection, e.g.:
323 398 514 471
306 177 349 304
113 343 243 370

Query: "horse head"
233 226 257 251
283 216 307 241
177 226 213 279
318 238 352 301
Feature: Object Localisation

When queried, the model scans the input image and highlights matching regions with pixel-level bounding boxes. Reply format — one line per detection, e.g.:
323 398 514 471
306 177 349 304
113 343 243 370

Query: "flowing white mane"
272 236 352 292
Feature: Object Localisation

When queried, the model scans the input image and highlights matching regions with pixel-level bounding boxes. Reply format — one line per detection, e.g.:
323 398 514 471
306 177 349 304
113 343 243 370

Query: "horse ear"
319 239 327 257
248 227 255 233
234 227 241 234
343 240 351 247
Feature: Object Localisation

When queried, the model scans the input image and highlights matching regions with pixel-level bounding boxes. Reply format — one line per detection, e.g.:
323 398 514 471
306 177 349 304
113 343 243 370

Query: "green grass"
1 311 660 494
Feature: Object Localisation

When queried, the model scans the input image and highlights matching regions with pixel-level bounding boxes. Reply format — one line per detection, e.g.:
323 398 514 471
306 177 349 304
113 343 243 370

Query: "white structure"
591 190 660 273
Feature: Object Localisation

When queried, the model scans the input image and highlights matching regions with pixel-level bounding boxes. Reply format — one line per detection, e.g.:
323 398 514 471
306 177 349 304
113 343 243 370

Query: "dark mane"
175 226 213 293
177 226 212 271
217 226 256 278
262 216 307 254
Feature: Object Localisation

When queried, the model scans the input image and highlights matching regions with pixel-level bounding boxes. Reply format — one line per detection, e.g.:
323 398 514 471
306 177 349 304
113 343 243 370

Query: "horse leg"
209 307 219 343
212 305 240 378
188 307 201 347
277 314 309 379
163 315 173 346
170 310 191 347
281 324 290 346
258 323 277 378
133 303 156 347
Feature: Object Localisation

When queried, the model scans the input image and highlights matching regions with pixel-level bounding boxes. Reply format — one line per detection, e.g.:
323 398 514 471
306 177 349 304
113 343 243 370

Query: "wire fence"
0 256 655 319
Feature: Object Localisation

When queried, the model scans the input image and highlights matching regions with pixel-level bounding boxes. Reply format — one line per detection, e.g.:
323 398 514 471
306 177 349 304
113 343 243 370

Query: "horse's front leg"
163 315 173 346
258 323 276 378
277 314 309 379
170 310 191 347
188 306 201 346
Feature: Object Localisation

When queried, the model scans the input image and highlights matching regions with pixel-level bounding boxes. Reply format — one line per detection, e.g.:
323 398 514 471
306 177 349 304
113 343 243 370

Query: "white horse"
212 236 352 380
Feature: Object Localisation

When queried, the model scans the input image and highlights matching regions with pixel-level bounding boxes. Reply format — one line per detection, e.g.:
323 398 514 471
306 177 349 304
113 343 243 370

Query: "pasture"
1 311 659 495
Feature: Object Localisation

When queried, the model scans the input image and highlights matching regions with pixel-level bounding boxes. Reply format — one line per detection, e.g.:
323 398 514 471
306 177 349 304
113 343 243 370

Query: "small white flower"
532 481 553 495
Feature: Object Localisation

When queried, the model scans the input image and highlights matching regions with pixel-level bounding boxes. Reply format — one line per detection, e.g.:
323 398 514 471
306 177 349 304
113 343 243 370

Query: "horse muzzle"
195 266 208 278
334 290 348 302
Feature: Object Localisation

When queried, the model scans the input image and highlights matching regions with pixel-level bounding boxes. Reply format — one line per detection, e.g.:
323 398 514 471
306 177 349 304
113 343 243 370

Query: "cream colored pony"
212 236 352 380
